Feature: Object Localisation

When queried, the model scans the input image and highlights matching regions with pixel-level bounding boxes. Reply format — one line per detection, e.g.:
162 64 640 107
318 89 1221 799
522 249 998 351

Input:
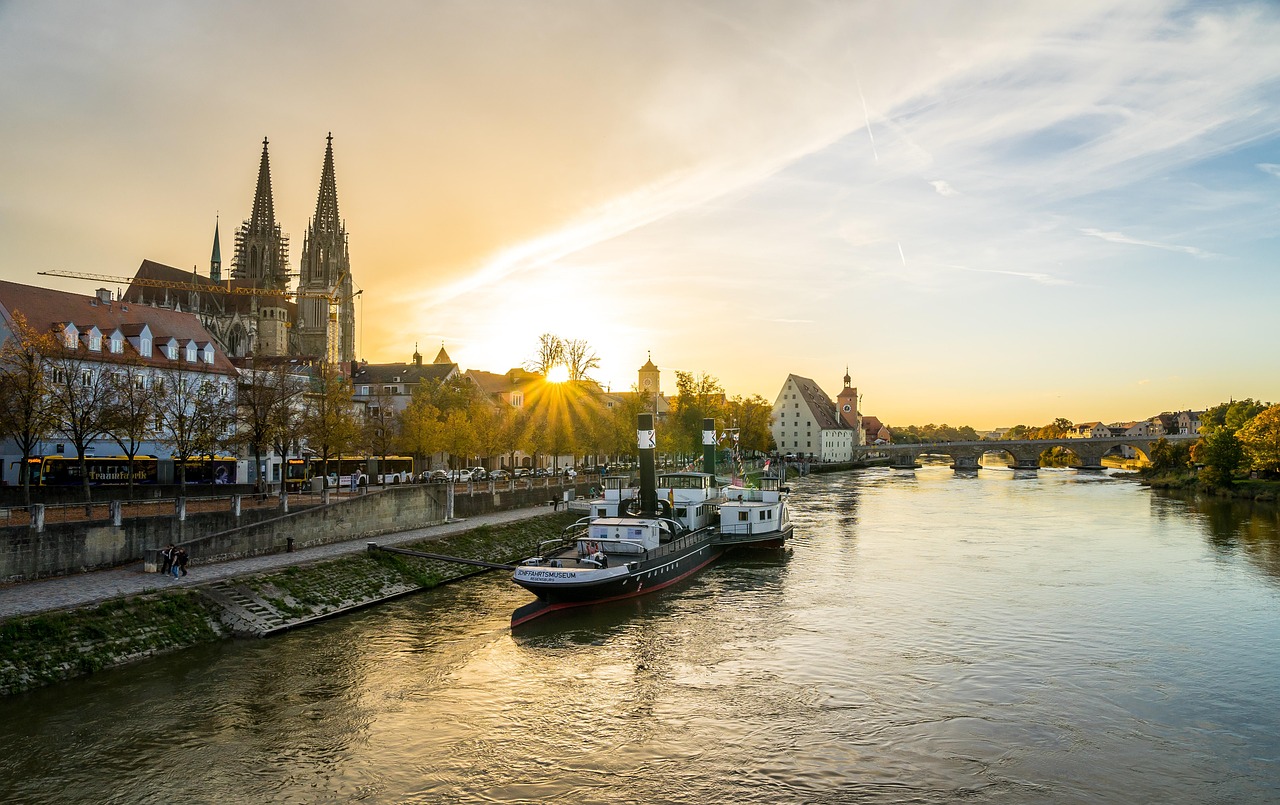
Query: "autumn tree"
469 400 507 469
398 388 442 474
440 408 477 469
1237 404 1280 476
1194 427 1246 489
725 394 775 455
563 338 600 382
526 333 565 375
0 313 55 504
670 371 726 457
298 363 360 483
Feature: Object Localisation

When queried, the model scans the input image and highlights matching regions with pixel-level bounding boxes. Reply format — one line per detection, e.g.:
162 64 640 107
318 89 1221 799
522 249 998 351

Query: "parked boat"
511 415 724 627
717 474 793 549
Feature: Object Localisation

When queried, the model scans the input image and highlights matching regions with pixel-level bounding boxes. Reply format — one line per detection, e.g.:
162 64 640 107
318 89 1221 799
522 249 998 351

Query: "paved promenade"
0 505 557 621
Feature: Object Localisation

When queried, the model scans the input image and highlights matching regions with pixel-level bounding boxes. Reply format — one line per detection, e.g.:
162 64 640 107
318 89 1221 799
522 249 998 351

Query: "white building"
769 371 863 461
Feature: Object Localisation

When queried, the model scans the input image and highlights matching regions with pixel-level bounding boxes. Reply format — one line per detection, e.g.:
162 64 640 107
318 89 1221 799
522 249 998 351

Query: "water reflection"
3 470 1280 803
1154 489 1280 581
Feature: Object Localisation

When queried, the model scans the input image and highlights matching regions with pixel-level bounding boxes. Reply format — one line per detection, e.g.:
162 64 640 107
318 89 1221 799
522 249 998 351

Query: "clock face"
643 378 652 387
842 404 851 412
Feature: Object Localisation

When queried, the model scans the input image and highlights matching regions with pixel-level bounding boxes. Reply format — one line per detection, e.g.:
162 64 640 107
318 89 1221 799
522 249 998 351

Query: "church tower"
233 138 291 356
210 217 222 283
296 134 356 364
836 366 864 445
638 353 660 396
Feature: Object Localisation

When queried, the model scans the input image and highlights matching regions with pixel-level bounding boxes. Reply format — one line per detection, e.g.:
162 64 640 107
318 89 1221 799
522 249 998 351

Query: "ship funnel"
703 418 717 479
638 412 658 516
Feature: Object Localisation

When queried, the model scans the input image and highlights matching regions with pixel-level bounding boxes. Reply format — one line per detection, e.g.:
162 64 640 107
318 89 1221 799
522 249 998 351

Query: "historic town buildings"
769 370 866 461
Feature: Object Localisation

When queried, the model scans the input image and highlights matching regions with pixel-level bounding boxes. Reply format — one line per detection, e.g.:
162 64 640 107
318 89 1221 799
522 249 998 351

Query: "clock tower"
638 353 660 396
836 366 863 443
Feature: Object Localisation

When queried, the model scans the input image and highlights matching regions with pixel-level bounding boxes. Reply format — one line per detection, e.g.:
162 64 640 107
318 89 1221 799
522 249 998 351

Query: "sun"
546 364 570 383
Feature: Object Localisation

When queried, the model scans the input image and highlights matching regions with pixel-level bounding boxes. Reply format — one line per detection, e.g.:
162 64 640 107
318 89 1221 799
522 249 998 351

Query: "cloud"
1259 163 1280 179
930 180 959 196
944 264 1072 287
1079 228 1215 258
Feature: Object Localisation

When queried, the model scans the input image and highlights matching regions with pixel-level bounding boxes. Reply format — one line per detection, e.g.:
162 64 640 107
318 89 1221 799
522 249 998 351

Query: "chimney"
703 418 717 479
638 413 657 516
95 288 112 305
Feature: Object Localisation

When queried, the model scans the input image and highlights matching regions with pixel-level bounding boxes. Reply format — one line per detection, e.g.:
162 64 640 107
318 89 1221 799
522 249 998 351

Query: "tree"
440 408 477 469
1148 437 1193 475
469 400 507 469
398 387 443 473
298 363 360 483
236 360 305 491
725 394 775 455
153 364 235 490
526 333 564 375
1201 399 1269 434
104 360 157 499
1194 427 1246 488
563 338 600 382
671 371 726 457
0 312 56 504
363 384 399 484
421 373 479 416
45 341 118 502
1237 404 1280 476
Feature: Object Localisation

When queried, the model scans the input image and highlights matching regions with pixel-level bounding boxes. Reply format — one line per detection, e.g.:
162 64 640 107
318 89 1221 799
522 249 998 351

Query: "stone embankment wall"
0 503 309 584
0 484 254 507
0 512 576 696
0 481 594 583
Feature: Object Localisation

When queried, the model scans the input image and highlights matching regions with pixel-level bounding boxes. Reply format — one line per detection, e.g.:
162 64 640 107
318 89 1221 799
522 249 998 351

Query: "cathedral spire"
210 215 222 283
312 132 340 235
249 137 276 236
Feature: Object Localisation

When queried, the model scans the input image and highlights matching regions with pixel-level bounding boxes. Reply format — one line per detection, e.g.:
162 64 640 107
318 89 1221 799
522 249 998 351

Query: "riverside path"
0 505 557 621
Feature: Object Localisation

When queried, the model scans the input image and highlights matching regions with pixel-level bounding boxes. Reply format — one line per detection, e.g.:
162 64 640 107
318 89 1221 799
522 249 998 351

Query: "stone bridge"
850 434 1197 471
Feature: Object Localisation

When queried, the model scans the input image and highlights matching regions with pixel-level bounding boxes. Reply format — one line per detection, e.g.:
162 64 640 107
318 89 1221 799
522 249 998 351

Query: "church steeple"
296 133 355 364
210 216 222 283
232 137 289 291
843 366 851 388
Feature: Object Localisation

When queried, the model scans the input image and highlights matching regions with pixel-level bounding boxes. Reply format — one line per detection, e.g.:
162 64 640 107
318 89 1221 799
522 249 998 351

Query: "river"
2 467 1279 804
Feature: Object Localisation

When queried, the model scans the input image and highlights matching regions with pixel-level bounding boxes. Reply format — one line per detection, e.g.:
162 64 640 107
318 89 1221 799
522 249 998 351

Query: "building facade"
769 373 859 461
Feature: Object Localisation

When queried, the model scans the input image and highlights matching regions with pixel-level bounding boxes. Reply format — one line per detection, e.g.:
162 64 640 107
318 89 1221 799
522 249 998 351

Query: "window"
384 385 396 395
88 332 101 351
738 511 748 521
81 371 92 386
186 344 197 362
110 335 123 354
360 386 369 395
140 338 152 357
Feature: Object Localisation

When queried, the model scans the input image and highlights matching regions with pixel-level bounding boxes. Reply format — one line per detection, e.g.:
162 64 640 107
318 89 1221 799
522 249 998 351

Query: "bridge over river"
850 433 1198 471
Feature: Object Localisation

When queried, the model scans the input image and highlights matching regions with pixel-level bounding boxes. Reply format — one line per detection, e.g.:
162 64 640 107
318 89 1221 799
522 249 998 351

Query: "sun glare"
546 364 570 383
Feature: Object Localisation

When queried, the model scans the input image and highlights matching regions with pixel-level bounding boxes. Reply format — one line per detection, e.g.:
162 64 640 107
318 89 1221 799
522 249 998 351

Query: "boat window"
658 474 707 489
738 511 748 521
676 508 687 517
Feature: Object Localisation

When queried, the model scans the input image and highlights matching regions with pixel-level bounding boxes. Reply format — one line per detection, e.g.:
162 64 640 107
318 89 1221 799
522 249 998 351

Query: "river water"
2 467 1279 804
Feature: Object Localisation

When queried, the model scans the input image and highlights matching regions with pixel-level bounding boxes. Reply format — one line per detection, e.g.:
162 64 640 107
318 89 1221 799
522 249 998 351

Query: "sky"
1 0 1278 431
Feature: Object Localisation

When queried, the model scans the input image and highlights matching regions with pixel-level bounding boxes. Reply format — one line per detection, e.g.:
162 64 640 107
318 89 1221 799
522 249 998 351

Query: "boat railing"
719 522 757 535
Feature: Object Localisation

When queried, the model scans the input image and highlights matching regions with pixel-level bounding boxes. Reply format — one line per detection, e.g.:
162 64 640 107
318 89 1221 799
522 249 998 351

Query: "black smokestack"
703 418 716 478
638 412 657 515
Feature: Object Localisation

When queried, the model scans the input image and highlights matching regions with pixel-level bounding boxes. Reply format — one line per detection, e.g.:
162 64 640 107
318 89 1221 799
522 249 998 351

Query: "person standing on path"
160 544 175 576
176 548 189 577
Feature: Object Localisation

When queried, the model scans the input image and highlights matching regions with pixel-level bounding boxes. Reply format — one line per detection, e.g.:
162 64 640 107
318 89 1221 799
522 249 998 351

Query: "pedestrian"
176 548 189 577
160 544 175 576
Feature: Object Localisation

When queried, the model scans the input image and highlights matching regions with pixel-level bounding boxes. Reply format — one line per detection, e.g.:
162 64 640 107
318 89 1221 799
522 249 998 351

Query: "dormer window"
140 337 152 357
185 342 197 362
202 343 215 364
85 327 102 352
61 323 79 350
108 331 124 354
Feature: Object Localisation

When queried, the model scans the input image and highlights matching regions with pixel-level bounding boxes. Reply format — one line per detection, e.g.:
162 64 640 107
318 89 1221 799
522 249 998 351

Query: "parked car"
513 467 531 478
428 469 450 482
468 467 488 481
489 469 511 481
454 469 473 482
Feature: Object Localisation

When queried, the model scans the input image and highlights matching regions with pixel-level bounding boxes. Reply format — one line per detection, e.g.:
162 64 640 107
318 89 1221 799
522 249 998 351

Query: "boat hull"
511 534 724 627
716 522 793 550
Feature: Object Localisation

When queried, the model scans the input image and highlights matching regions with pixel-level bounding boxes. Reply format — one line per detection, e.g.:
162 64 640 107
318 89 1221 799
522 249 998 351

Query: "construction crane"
37 270 358 303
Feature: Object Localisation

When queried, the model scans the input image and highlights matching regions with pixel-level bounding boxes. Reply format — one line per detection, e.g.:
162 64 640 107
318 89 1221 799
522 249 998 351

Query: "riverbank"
0 511 577 696
1140 471 1280 502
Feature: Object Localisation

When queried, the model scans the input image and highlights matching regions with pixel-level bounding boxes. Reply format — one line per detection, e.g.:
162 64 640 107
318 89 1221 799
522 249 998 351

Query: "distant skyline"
2 1 1278 430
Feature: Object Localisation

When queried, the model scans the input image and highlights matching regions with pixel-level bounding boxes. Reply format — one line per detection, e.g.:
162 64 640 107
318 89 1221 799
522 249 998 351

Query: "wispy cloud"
1258 163 1280 179
945 264 1072 286
1079 228 1215 258
930 180 958 196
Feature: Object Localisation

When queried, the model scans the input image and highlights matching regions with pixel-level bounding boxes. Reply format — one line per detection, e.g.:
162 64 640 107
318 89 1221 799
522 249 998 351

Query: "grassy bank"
0 511 577 697
1141 471 1280 502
